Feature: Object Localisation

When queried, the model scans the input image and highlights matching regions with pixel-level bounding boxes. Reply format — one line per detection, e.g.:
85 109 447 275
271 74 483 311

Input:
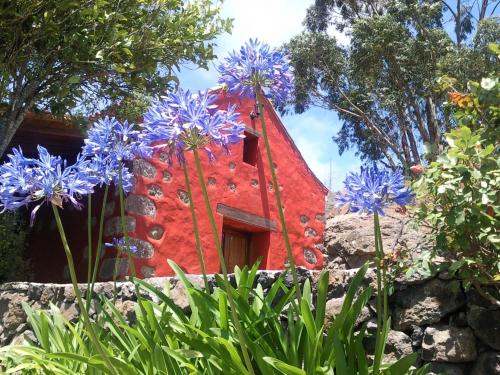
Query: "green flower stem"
87 185 109 311
372 211 389 375
117 164 138 279
182 157 210 291
51 204 118 375
192 148 255 375
116 164 151 326
255 89 302 304
87 194 92 289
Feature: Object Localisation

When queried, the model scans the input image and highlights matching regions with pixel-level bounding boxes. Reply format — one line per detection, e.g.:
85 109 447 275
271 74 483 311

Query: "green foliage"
0 0 232 156
0 262 424 374
0 211 31 283
287 0 499 169
413 77 500 289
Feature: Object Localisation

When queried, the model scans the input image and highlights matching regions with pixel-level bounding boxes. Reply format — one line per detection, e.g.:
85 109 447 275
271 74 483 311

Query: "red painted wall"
99 92 328 279
22 92 328 282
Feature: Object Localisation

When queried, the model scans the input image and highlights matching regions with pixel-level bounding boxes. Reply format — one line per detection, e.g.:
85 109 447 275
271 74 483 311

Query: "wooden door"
222 229 250 271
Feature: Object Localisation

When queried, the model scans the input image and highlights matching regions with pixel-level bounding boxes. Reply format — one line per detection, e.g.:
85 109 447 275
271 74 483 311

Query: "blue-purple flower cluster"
142 89 245 163
336 166 414 215
217 38 294 106
105 237 137 254
0 116 147 222
0 146 98 223
83 116 149 192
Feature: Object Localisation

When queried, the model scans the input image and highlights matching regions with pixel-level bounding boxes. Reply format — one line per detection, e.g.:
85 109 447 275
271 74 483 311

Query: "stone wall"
323 210 500 375
1 209 499 374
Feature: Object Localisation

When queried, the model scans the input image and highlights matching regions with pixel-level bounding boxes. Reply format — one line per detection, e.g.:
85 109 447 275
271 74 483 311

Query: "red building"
7 91 328 281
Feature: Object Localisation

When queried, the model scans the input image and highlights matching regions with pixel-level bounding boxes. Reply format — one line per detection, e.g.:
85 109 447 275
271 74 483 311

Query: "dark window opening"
243 132 258 166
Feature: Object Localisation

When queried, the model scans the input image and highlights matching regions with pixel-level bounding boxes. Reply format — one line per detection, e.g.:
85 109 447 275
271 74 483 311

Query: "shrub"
413 74 499 300
0 211 31 283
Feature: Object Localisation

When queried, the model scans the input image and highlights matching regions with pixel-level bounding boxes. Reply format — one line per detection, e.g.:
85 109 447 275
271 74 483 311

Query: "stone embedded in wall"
163 171 173 182
392 279 466 331
422 325 477 362
0 292 28 335
128 238 154 259
314 243 326 253
99 258 129 279
364 329 413 364
133 159 156 178
229 162 236 171
268 183 273 191
325 297 372 329
471 351 500 375
208 177 216 186
141 266 155 278
177 190 190 205
147 184 163 198
315 213 325 222
148 225 164 240
428 362 468 375
467 304 500 350
228 182 237 192
300 215 310 224
305 227 317 237
159 152 169 164
250 179 258 187
104 216 136 237
125 195 156 217
303 248 317 264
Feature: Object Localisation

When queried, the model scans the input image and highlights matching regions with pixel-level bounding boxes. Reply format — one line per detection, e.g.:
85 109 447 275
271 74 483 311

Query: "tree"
0 0 232 157
287 0 498 170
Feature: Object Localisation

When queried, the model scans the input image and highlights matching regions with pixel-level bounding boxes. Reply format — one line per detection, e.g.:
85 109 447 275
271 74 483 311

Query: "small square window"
243 132 258 166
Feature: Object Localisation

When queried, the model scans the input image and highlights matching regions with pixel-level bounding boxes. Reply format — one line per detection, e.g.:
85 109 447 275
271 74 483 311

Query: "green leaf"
263 357 307 375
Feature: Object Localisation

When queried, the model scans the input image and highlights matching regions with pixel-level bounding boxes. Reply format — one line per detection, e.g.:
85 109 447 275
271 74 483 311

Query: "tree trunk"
0 109 29 159
406 127 421 165
425 96 440 160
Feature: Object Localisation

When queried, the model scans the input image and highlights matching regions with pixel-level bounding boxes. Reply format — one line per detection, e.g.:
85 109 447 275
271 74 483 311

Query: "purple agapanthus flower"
0 146 98 224
217 38 294 106
335 166 414 215
82 116 149 192
105 237 137 254
141 88 245 163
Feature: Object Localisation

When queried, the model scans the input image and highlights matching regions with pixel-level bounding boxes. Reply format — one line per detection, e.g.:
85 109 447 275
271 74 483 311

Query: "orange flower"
448 91 472 108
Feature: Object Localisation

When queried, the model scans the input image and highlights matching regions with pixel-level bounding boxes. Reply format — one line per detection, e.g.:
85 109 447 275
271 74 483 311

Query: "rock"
467 305 500 350
125 195 156 217
168 277 206 312
392 279 465 331
0 292 28 332
471 351 500 375
104 216 136 237
303 248 318 264
132 159 156 178
148 225 164 240
58 301 79 322
115 300 137 325
364 329 413 364
324 210 431 269
428 362 468 375
411 325 424 348
422 325 477 362
324 296 372 329
128 237 155 259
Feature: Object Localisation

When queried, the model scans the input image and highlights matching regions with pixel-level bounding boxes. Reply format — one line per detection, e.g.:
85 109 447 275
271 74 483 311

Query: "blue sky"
178 0 361 190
